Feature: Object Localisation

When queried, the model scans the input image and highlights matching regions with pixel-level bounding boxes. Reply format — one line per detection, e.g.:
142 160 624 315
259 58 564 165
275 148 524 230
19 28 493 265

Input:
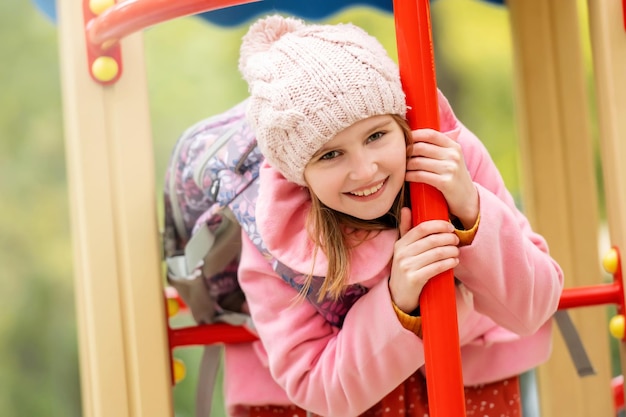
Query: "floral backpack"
163 98 368 328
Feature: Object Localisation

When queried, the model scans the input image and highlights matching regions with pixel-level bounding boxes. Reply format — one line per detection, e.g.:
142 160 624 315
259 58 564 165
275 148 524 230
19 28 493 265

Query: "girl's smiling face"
304 115 407 220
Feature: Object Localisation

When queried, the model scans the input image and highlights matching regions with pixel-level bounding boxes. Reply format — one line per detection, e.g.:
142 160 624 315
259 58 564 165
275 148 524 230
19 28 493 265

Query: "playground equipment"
57 0 626 416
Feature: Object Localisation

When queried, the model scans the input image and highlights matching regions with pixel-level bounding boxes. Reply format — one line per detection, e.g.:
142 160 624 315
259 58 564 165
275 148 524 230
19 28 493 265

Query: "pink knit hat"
239 15 407 186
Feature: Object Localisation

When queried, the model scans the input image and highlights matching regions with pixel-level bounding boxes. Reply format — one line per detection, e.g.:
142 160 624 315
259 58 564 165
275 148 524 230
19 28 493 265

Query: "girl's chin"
342 202 395 220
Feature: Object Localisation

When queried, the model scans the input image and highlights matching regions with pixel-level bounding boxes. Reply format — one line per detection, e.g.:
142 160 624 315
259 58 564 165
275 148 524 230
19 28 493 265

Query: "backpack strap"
229 180 368 328
195 344 222 417
193 310 259 417
168 213 249 324
553 310 596 377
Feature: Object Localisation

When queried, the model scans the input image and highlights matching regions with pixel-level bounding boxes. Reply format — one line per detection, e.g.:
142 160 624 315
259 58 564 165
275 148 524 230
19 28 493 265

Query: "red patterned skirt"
249 372 521 417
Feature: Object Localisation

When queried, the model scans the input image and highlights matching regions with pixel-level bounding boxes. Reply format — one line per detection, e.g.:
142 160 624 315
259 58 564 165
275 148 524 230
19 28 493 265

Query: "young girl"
221 15 563 417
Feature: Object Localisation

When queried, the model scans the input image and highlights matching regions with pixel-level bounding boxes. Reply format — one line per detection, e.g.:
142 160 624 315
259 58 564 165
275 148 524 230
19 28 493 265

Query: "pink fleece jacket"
222 92 564 417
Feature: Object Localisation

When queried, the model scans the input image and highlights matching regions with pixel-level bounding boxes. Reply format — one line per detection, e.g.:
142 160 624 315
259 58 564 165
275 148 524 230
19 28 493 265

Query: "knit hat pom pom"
239 15 304 73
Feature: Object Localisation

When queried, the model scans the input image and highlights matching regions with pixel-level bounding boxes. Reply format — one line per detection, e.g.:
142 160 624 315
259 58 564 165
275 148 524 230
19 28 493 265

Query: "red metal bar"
165 288 258 384
613 375 624 413
169 323 257 348
83 0 123 85
165 294 177 385
612 247 625 316
86 0 260 48
392 1 466 416
165 287 257 349
557 247 625 312
558 284 622 310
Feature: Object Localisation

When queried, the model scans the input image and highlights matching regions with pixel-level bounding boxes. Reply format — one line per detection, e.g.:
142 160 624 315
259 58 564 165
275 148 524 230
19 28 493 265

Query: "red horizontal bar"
87 0 260 47
169 322 257 348
558 284 622 310
166 281 624 348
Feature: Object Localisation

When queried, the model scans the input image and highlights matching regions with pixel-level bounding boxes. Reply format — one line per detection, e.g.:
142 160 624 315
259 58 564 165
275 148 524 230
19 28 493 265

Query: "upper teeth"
350 182 383 196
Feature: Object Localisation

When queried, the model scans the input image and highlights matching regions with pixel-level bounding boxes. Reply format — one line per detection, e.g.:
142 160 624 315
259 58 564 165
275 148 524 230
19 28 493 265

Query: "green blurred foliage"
2 0 614 416
0 0 81 416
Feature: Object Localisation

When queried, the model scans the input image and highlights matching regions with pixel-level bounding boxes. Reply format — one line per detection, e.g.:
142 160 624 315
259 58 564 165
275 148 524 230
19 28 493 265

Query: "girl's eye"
320 150 341 160
367 131 384 143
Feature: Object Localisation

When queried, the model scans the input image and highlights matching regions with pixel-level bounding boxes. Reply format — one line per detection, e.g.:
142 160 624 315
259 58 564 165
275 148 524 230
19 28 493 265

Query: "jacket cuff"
392 302 423 337
453 212 480 246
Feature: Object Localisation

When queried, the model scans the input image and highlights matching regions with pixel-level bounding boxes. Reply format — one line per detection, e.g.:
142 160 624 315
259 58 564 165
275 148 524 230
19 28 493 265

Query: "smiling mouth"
349 180 385 197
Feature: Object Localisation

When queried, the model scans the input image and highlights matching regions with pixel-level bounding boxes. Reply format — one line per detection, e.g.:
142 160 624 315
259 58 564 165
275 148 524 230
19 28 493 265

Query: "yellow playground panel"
57 0 626 416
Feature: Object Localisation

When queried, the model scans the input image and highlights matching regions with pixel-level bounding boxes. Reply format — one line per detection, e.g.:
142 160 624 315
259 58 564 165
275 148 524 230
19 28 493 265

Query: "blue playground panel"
34 0 504 25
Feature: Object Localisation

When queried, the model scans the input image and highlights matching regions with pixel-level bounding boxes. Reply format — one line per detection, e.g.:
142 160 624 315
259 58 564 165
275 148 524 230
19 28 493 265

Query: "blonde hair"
303 115 412 301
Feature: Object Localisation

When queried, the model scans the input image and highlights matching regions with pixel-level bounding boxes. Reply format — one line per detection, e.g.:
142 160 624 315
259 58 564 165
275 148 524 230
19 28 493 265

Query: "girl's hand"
389 207 460 314
406 129 479 229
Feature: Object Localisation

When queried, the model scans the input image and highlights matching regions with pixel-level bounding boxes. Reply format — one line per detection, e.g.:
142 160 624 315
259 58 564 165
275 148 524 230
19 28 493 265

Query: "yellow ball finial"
173 358 186 384
609 315 625 340
91 56 119 83
167 298 180 318
603 248 619 275
89 0 115 15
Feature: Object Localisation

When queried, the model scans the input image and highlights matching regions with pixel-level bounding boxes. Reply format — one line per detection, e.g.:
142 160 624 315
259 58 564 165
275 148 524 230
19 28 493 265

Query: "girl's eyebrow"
311 118 395 159
364 120 394 134
368 117 395 130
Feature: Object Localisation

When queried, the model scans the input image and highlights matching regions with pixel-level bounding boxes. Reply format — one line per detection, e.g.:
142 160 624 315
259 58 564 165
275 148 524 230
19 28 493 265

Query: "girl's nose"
348 150 377 180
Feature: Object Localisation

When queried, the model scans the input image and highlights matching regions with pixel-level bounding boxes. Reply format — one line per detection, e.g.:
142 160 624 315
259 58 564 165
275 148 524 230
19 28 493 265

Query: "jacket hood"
255 163 398 283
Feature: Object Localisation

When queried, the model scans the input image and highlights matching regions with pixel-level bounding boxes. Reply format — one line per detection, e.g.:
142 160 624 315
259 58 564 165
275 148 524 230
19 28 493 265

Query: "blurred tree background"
0 0 81 416
0 0 607 416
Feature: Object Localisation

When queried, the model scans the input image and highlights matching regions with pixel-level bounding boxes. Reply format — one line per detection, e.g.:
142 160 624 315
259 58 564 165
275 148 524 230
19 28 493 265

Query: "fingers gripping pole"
392 1 466 416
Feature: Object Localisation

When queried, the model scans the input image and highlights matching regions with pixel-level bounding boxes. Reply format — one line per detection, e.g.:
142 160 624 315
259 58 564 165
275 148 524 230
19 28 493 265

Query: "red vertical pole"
392 1 466 416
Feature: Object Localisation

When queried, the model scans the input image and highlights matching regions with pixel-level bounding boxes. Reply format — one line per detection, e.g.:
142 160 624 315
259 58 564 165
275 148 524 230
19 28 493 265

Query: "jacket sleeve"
453 122 564 336
238 234 425 416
